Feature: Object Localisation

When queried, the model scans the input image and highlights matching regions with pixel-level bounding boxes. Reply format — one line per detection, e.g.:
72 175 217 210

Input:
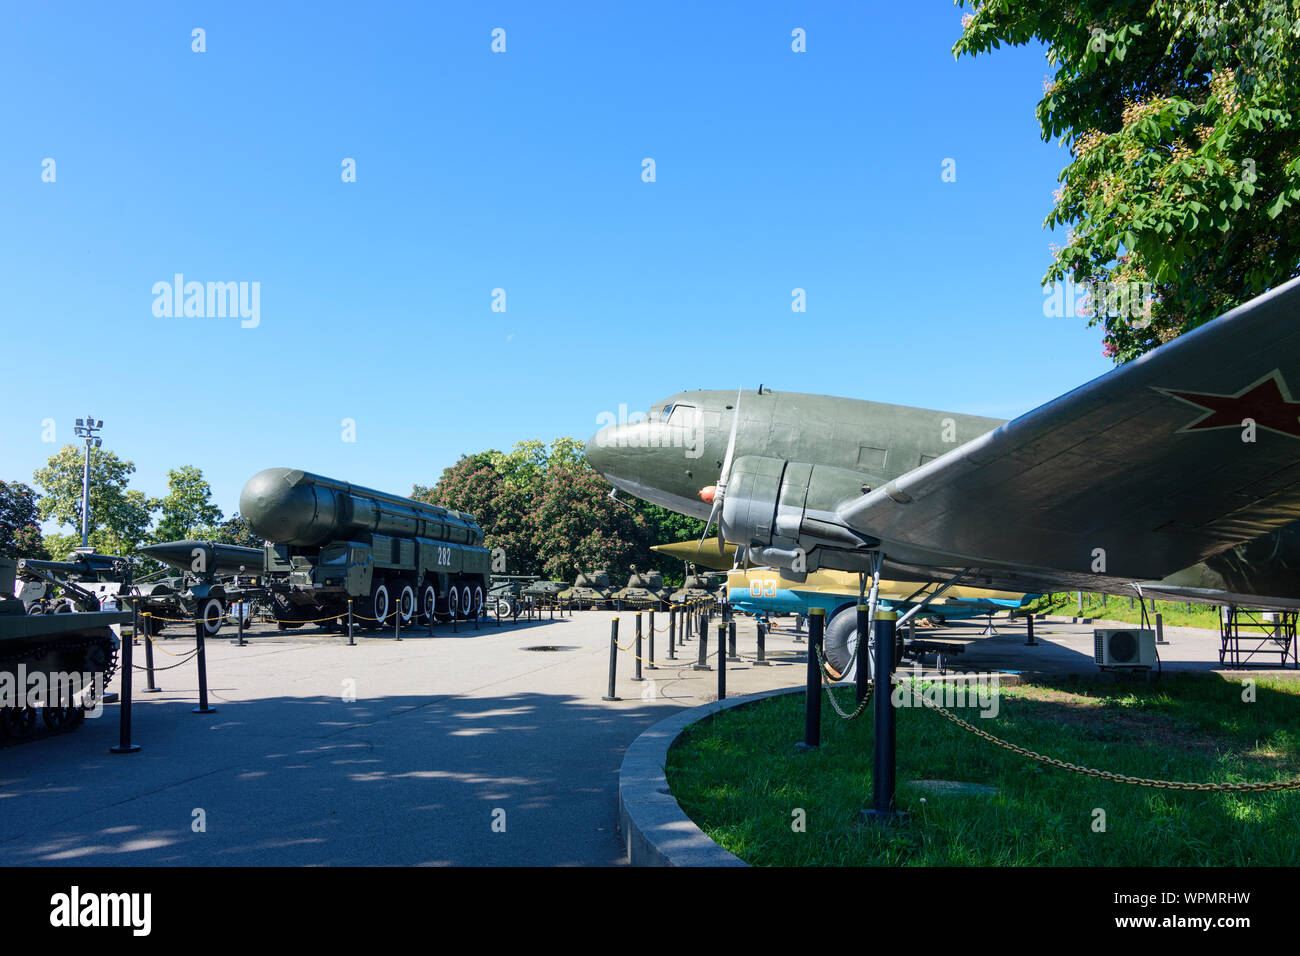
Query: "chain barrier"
905 680 1300 793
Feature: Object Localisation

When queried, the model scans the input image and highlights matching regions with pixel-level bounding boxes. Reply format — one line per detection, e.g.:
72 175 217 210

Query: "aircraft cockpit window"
659 405 673 422
668 404 696 426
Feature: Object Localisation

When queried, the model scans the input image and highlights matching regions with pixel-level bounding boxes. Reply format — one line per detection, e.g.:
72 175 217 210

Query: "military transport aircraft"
587 277 1300 624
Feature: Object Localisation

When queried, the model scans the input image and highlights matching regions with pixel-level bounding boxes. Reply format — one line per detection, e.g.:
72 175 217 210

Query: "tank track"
0 632 119 749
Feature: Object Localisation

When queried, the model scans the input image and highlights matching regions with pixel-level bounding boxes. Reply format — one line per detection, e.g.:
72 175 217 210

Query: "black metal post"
633 612 644 681
1024 613 1038 646
141 612 160 692
797 608 824 750
693 612 711 670
348 600 355 646
717 623 727 700
728 620 739 661
395 604 402 641
754 617 769 665
647 610 657 669
193 619 216 714
862 610 902 823
668 607 677 660
110 604 141 753
602 618 621 701
1155 612 1167 645
236 602 246 646
856 604 870 703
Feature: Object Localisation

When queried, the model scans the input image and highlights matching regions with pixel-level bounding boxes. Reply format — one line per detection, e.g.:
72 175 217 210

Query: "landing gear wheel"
370 582 391 629
421 584 437 624
822 610 863 682
198 597 225 637
397 584 416 624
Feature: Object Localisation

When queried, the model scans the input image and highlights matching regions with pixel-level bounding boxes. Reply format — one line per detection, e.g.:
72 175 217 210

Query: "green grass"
1024 592 1275 632
664 674 1300 865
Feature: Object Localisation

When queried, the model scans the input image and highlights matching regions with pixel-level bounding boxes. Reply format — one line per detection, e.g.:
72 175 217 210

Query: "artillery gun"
487 574 536 618
0 556 127 742
241 468 491 630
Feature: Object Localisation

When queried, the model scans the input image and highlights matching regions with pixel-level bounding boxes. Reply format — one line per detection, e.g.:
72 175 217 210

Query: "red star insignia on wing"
1155 370 1300 438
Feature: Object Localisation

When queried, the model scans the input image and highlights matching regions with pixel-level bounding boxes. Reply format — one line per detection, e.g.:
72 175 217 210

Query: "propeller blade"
699 388 743 546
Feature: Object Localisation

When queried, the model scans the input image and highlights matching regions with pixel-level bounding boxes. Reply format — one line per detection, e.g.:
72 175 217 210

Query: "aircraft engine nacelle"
721 456 877 572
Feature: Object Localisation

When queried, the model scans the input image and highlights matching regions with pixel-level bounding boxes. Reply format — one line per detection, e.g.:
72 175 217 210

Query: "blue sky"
0 1 1112 529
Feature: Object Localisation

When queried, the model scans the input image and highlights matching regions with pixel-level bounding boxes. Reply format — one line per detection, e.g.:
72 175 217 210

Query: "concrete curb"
618 685 804 866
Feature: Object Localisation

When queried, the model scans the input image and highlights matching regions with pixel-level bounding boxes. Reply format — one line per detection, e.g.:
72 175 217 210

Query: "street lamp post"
74 416 103 548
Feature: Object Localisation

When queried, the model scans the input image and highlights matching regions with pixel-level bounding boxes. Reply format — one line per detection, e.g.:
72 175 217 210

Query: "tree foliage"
955 0 1300 361
31 445 155 555
416 437 707 584
0 480 49 560
152 465 223 543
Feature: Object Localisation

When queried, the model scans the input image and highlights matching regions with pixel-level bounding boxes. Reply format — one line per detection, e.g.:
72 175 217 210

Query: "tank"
240 468 491 629
669 565 723 605
487 575 536 618
520 580 567 606
611 565 669 610
0 557 127 743
558 570 612 609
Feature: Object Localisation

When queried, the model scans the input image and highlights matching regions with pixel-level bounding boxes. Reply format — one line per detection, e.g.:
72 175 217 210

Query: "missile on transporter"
138 540 263 575
238 468 491 630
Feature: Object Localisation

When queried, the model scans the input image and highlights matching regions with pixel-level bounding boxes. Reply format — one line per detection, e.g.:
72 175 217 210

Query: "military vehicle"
668 564 723 605
18 549 133 616
487 575 536 618
241 468 491 629
135 540 265 637
0 557 126 741
520 579 568 607
558 570 612 610
611 565 669 610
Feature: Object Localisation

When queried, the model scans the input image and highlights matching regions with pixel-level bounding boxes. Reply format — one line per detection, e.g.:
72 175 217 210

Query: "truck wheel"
448 586 460 619
397 584 416 624
421 584 437 624
459 584 473 619
370 582 391 628
472 585 484 617
199 597 225 637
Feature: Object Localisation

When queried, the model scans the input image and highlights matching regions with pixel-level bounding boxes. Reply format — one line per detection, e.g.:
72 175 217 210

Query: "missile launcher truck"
240 468 491 630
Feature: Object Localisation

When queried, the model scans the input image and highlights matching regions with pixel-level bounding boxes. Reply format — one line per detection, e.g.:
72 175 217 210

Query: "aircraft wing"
836 275 1300 583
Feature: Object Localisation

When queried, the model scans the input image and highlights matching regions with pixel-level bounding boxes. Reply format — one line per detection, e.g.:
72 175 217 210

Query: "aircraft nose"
585 424 620 478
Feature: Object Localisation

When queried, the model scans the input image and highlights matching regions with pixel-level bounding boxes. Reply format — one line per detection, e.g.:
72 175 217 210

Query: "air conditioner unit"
1094 628 1157 668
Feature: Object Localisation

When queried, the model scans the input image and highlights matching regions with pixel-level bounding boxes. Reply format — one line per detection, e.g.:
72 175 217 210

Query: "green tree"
202 513 263 548
955 1 1300 361
152 465 223 543
32 445 156 555
0 480 49 560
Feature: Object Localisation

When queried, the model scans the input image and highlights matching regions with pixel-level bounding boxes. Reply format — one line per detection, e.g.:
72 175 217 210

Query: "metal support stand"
856 604 871 703
1155 612 1167 645
796 609 824 750
717 623 727 700
860 610 904 824
1024 614 1038 646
